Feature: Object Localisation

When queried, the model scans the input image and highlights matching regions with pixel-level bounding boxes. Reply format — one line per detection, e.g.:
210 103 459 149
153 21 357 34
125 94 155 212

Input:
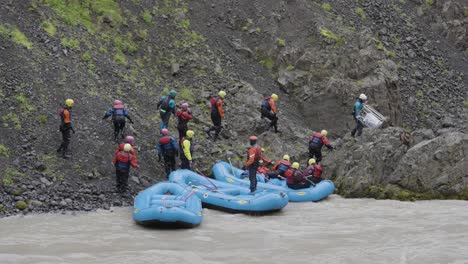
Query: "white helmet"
359 93 367 100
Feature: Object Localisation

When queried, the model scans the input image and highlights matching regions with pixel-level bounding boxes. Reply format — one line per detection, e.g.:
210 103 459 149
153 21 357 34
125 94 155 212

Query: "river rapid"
0 195 467 264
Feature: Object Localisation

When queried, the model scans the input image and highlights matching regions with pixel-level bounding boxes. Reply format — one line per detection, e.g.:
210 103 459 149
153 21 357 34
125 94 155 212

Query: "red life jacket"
313 165 323 178
116 151 132 169
284 169 294 184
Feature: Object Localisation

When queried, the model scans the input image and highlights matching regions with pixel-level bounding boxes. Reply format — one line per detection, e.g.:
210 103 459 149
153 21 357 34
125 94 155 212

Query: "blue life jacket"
277 163 289 172
261 98 271 111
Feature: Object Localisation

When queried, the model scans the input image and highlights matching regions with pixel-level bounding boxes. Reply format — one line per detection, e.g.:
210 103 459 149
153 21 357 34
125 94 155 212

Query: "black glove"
158 155 162 162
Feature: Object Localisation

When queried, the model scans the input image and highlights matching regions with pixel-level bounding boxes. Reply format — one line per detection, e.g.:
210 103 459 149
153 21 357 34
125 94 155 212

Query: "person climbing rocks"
351 93 367 137
285 162 311 190
304 158 323 184
180 130 195 170
157 90 177 130
113 143 139 193
205 91 226 141
116 136 138 158
57 99 75 159
103 100 134 141
245 136 270 193
266 154 291 180
157 128 179 178
176 102 193 140
260 93 279 133
308 130 333 163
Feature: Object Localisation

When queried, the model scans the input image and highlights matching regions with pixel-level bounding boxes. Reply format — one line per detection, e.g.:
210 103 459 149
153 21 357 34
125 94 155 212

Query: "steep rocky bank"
0 0 466 216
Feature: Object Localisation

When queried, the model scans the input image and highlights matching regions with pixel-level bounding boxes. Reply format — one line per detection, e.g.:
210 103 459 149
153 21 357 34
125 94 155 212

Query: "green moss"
82 51 91 62
242 26 248 31
15 201 28 210
277 38 285 47
142 10 152 24
11 28 33 49
464 7 468 17
425 0 434 7
180 87 194 101
416 90 424 98
61 37 80 50
0 24 10 37
114 53 127 65
0 204 6 212
177 19 191 30
38 114 48 124
463 99 468 107
320 29 345 45
41 21 57 36
0 144 9 158
137 29 148 40
98 45 108 53
2 113 21 129
114 35 138 54
385 49 396 58
255 27 261 33
173 31 205 48
286 65 295 71
260 57 275 70
321 3 332 12
355 7 366 19
2 168 25 187
15 93 35 113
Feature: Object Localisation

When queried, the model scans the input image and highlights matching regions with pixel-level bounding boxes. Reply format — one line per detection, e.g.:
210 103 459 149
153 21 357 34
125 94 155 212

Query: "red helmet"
181 103 189 110
249 135 257 141
125 136 135 145
113 100 123 105
161 129 169 135
113 100 124 109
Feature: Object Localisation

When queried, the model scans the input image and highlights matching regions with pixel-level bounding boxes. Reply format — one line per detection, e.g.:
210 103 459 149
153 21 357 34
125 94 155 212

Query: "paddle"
195 169 218 190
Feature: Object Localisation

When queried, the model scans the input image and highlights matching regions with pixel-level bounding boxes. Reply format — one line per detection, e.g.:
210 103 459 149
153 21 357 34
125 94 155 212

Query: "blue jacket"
354 100 363 117
158 96 176 114
157 136 179 156
104 108 129 119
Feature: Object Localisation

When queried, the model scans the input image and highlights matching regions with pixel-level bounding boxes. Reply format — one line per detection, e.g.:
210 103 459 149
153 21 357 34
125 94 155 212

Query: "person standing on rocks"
205 91 226 141
181 130 195 170
308 130 333 163
176 102 193 141
157 129 179 178
260 93 279 133
245 135 268 193
57 99 75 159
157 90 177 130
351 93 367 137
103 100 134 142
113 143 139 193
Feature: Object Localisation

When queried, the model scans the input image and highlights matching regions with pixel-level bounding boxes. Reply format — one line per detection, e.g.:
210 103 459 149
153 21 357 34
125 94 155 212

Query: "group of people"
56 89 368 194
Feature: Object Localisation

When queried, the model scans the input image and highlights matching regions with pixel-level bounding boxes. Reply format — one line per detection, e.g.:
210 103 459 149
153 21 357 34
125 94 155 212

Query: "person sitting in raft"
304 158 324 184
266 154 291 180
285 162 311 190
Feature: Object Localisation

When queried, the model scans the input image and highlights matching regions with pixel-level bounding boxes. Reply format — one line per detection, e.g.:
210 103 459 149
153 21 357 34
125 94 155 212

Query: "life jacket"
246 145 262 166
277 160 290 173
304 165 315 176
257 166 269 174
58 108 72 125
160 96 172 112
313 165 323 178
112 108 126 122
177 110 192 125
284 169 294 184
159 136 176 156
116 151 132 169
210 96 220 113
261 97 272 111
309 132 324 148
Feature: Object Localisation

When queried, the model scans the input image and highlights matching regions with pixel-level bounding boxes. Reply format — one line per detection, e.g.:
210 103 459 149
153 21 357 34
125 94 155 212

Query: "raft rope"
196 169 218 190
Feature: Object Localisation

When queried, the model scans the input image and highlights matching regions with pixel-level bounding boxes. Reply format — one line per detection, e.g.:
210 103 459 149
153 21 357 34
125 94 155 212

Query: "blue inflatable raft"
133 182 203 227
212 161 335 202
169 169 289 214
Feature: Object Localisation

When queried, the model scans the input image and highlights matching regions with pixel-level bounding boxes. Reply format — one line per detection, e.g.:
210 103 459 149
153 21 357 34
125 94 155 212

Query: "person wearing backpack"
157 90 177 130
103 100 134 141
351 93 367 137
180 130 195 170
308 130 333 163
57 99 76 159
113 143 139 193
176 102 193 140
260 93 279 133
157 128 179 178
245 135 269 193
205 91 226 141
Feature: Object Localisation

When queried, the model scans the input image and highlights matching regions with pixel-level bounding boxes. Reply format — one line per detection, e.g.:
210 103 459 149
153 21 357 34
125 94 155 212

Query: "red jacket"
285 169 305 184
313 164 323 179
245 145 270 167
113 150 138 169
257 165 270 174
176 109 193 124
210 97 224 118
273 160 291 172
309 132 332 149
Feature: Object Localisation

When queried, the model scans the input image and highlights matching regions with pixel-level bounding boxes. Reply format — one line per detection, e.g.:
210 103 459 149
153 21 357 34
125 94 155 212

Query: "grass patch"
321 3 331 12
464 7 468 17
38 114 48 124
61 37 80 50
15 93 35 113
0 24 9 37
82 51 91 62
177 19 191 30
98 45 108 53
416 90 424 98
2 113 21 130
142 10 152 24
41 21 57 35
8 27 33 49
2 168 25 187
286 65 295 71
355 7 366 19
114 35 138 54
464 99 468 107
179 87 194 102
260 56 275 70
425 0 434 7
320 29 345 45
277 38 285 47
0 144 9 158
114 53 127 65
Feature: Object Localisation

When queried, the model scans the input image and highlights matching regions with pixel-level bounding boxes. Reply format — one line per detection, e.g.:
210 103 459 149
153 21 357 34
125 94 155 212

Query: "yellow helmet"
186 130 195 138
308 158 316 165
65 99 74 107
271 93 278 101
292 162 300 169
282 154 290 162
321 130 328 136
261 148 265 152
123 143 132 152
218 90 226 98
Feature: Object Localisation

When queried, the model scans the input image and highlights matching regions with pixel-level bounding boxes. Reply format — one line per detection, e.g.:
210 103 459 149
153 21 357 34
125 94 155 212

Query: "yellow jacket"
182 139 192 160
